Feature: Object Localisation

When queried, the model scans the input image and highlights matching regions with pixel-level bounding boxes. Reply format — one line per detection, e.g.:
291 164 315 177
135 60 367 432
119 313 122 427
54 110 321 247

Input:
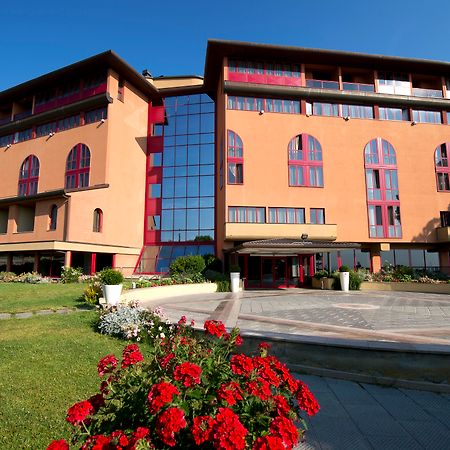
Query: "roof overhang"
0 189 68 207
227 239 361 256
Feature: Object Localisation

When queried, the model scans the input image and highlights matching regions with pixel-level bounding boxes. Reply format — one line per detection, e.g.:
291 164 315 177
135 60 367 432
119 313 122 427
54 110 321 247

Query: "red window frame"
310 208 325 224
364 138 402 238
93 208 103 232
227 130 243 184
18 155 39 196
435 143 450 192
288 134 323 187
268 207 305 224
65 143 91 189
228 206 265 223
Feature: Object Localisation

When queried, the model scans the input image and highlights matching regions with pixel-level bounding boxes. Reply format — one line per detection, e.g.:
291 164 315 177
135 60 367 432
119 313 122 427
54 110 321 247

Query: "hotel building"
0 40 449 287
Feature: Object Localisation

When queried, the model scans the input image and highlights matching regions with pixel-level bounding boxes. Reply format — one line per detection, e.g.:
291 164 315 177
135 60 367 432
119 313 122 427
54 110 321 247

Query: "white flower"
159 333 165 339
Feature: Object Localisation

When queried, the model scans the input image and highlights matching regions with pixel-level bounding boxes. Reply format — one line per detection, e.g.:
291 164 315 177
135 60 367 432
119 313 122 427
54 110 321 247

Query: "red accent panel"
91 253 96 275
149 105 165 124
146 198 161 214
229 72 302 87
148 136 163 153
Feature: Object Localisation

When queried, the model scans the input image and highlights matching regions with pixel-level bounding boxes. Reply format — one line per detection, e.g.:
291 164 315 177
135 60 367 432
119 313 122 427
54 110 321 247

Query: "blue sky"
1 0 450 91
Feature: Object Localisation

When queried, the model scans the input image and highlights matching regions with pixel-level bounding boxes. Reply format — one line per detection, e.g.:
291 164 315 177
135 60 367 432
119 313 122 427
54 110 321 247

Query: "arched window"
288 134 323 187
364 138 402 238
49 204 58 230
93 208 103 232
65 143 90 189
435 143 450 192
18 155 40 196
227 130 243 184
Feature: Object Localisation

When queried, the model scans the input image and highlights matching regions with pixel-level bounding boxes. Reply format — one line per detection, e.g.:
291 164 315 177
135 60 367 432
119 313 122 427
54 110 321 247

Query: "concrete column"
371 251 382 273
91 253 97 275
438 250 450 274
64 251 72 268
33 252 39 273
6 253 12 272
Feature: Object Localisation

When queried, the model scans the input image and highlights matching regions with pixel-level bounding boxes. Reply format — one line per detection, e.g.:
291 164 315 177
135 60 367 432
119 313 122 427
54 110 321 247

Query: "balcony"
224 222 337 241
306 79 339 90
412 87 443 98
342 82 375 93
436 226 450 242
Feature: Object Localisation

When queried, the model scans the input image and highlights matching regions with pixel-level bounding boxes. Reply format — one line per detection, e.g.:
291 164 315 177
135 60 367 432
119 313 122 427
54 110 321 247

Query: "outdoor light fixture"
100 118 105 123
48 132 54 137
301 233 309 241
343 116 350 121
6 143 11 149
411 121 417 126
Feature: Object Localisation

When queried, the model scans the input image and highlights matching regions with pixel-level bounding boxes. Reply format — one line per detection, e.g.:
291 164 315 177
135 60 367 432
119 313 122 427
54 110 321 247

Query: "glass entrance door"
262 257 290 288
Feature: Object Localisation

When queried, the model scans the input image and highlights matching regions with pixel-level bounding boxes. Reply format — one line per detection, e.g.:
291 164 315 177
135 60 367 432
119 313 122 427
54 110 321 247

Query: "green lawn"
0 311 151 449
0 283 86 313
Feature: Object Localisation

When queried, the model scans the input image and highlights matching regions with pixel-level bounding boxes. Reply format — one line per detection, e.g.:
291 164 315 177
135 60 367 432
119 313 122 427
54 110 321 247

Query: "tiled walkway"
297 374 450 450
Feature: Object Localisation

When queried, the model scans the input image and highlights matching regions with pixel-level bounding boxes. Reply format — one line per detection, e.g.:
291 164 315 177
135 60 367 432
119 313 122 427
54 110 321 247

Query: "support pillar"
6 253 12 272
91 253 97 275
298 255 304 284
309 255 314 277
438 249 450 275
243 254 249 288
371 251 382 273
64 251 72 268
33 252 39 273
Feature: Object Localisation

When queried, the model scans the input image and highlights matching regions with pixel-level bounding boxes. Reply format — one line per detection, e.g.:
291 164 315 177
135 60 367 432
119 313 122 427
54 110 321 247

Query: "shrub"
83 282 102 305
202 254 223 273
204 269 228 282
0 271 17 282
99 268 124 285
169 255 206 277
48 319 320 449
313 270 329 280
216 280 231 292
229 264 241 273
349 270 364 290
98 303 172 341
339 265 350 272
61 266 83 283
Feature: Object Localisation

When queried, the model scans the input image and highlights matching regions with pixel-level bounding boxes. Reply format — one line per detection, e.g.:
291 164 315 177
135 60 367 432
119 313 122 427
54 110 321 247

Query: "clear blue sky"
2 0 450 91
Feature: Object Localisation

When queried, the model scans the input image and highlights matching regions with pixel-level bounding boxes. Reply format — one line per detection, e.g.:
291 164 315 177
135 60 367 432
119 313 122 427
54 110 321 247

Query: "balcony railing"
306 79 340 90
412 87 443 98
342 82 375 93
13 110 33 121
0 117 11 126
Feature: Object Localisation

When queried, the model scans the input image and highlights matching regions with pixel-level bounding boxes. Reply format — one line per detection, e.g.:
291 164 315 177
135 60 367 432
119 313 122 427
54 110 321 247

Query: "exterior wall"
223 107 450 246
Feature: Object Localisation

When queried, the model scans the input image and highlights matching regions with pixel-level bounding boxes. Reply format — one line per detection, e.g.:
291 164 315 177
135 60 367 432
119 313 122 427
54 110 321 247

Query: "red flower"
258 342 271 350
272 394 291 417
131 426 150 440
253 356 280 387
173 362 202 387
46 440 69 450
217 381 243 406
97 354 118 377
269 416 299 449
230 354 254 376
178 315 187 325
295 380 320 416
204 320 227 338
121 344 144 368
81 434 112 450
211 407 248 450
66 400 94 425
235 335 243 346
159 352 175 369
247 377 272 401
148 382 180 415
191 415 214 445
252 435 286 450
155 407 187 446
88 393 105 412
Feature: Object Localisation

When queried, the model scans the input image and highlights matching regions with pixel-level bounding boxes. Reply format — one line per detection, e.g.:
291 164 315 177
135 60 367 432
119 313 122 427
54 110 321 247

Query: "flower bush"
48 318 319 449
97 302 174 342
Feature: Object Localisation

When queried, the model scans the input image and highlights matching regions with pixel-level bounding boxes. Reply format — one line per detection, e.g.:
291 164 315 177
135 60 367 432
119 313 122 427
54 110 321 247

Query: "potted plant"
229 263 241 293
339 265 350 292
100 268 124 306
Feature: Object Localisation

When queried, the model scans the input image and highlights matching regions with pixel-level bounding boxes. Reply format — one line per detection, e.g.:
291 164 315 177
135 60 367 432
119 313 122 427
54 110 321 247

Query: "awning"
226 238 361 256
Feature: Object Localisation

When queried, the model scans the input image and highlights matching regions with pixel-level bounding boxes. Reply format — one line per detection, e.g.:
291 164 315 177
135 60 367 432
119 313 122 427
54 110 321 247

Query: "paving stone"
15 312 34 319
0 313 12 319
375 396 436 421
36 309 54 315
399 420 450 449
365 435 423 450
56 308 71 315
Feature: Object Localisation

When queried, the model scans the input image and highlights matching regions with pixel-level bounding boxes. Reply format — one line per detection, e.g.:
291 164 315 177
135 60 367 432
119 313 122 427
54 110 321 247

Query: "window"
65 143 91 189
229 207 265 223
18 155 39 196
364 138 402 238
268 207 305 224
36 121 58 138
227 96 300 114
435 143 450 191
341 104 373 119
85 107 107 124
379 107 409 121
288 134 323 187
306 102 339 117
58 114 80 131
440 211 450 227
227 130 243 184
93 208 103 232
310 208 325 224
0 134 14 147
377 72 411 95
412 110 442 124
118 78 124 102
49 205 57 230
16 128 33 143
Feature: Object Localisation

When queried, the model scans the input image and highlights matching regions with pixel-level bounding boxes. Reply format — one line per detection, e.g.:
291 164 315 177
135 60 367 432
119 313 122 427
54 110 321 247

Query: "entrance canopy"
227 238 361 256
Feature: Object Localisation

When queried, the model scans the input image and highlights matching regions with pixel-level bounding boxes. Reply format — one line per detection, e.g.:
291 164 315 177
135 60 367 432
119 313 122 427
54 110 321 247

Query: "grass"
0 311 151 449
0 283 86 313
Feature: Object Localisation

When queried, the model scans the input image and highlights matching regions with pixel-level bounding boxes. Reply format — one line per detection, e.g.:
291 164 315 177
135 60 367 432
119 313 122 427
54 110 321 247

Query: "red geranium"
252 435 286 450
81 434 112 450
97 354 118 377
173 362 202 387
155 407 187 446
211 407 248 450
191 415 214 445
247 377 272 401
46 439 69 450
148 381 180 414
230 354 254 376
217 381 243 406
295 380 320 416
121 344 143 368
204 320 227 338
269 416 299 449
159 351 175 369
272 394 291 417
66 400 94 425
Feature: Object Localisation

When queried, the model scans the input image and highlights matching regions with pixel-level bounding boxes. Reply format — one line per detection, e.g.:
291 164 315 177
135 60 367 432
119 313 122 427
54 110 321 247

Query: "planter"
361 281 450 294
102 284 123 306
230 272 240 293
312 277 334 290
339 272 349 292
